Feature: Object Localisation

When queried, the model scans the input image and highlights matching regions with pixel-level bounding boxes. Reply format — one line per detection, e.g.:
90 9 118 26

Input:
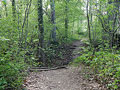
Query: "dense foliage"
0 0 84 89
73 0 120 89
74 47 120 89
0 0 120 89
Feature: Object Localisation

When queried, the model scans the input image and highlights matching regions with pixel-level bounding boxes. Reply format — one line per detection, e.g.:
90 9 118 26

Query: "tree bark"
0 5 2 18
86 0 92 44
65 0 69 40
38 0 45 64
5 4 8 17
12 0 16 21
50 0 56 42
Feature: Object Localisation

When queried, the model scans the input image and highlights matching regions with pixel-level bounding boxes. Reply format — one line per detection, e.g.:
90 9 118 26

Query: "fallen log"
29 66 68 72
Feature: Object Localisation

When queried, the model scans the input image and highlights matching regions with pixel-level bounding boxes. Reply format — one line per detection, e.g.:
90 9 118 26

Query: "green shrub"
74 49 120 89
0 46 27 90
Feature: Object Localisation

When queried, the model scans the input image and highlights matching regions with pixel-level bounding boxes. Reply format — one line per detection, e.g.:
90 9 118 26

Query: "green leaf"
2 0 6 5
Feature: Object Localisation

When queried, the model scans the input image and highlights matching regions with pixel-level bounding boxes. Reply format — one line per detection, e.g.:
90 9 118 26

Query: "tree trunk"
38 0 45 64
5 4 8 17
86 0 92 44
65 0 69 40
0 5 2 18
50 0 56 42
12 0 16 21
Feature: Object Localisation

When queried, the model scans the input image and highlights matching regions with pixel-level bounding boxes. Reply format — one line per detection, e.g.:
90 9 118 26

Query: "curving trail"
24 40 106 90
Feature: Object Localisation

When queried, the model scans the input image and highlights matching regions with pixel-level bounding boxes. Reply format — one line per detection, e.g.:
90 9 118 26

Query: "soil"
24 40 107 90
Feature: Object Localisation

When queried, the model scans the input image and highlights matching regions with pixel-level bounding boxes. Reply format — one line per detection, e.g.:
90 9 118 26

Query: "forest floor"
24 40 106 90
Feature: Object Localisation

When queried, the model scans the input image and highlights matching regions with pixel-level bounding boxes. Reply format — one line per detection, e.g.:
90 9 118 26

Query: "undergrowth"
0 51 28 90
74 47 120 90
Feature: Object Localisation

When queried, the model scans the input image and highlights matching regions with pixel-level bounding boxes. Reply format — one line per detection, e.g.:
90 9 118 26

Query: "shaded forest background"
0 0 120 90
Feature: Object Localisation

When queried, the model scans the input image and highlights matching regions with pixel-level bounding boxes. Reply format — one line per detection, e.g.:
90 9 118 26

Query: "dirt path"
24 40 106 90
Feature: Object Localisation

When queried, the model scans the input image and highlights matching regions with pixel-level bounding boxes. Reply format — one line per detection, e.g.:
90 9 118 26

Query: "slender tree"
50 0 56 42
65 0 69 40
86 0 92 44
12 0 16 21
0 3 2 18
